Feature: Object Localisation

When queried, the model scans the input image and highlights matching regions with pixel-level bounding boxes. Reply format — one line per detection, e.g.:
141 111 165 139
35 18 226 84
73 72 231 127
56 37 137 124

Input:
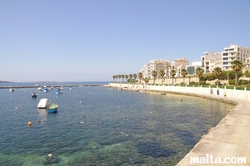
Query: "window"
223 62 228 65
223 57 228 60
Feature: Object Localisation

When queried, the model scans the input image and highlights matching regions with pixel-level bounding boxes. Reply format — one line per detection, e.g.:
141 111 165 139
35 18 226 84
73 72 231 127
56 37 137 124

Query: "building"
222 44 250 70
139 59 171 79
171 58 189 77
186 61 202 75
201 52 222 73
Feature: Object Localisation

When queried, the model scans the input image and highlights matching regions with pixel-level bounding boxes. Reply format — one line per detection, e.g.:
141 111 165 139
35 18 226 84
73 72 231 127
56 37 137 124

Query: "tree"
231 60 243 86
118 75 122 82
151 70 157 84
115 75 119 82
159 70 165 85
129 74 133 83
138 72 143 84
133 74 137 81
170 69 176 85
125 75 128 82
196 67 204 87
121 74 125 82
181 69 188 84
143 77 149 85
213 67 222 86
112 75 116 82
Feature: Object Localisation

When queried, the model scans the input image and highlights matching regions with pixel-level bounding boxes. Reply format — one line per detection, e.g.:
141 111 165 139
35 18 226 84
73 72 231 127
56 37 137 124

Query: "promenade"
109 83 250 166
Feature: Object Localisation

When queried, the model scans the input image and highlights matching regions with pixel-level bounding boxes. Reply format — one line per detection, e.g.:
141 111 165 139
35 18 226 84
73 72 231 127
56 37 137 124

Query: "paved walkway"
175 94 250 166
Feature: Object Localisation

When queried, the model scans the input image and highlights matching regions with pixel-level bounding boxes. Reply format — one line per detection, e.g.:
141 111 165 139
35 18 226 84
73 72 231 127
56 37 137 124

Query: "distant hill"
0 80 12 83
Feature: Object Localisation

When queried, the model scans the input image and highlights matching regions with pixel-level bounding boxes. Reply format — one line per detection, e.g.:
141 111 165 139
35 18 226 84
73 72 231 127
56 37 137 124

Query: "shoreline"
108 83 250 165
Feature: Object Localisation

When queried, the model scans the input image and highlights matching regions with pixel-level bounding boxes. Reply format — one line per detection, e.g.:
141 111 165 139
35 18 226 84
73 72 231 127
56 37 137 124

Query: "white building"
222 44 250 70
171 58 189 77
139 59 171 79
201 52 222 73
185 62 200 75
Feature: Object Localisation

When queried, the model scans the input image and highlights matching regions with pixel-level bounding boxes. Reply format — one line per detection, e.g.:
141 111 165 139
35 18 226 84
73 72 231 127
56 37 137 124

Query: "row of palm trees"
113 60 244 86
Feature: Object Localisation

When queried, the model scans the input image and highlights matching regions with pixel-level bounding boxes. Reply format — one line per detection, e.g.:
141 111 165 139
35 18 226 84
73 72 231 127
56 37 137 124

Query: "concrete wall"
147 77 199 85
109 83 250 101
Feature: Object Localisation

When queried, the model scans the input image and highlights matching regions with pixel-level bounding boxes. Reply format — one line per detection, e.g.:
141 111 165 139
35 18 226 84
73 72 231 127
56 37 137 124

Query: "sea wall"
109 83 250 101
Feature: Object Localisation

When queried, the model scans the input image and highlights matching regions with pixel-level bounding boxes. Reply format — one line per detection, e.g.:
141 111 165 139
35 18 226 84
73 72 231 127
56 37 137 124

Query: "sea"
0 82 235 166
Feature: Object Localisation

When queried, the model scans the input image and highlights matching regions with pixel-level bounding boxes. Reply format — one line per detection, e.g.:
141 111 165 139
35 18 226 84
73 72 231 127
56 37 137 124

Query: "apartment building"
139 59 171 79
222 44 250 70
201 52 222 73
171 58 189 77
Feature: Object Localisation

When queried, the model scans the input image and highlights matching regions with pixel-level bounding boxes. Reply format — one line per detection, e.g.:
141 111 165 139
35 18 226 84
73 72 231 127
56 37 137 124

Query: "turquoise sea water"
0 84 235 165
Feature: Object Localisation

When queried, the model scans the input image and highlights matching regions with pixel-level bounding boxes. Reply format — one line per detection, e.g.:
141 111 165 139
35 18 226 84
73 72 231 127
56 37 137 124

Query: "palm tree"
118 75 122 82
231 60 243 86
143 77 149 85
181 69 188 84
125 75 128 82
213 67 222 86
115 75 119 82
159 70 165 85
129 74 133 83
151 70 157 84
112 75 116 82
196 67 204 87
133 74 137 81
121 74 125 82
170 69 176 85
138 72 143 84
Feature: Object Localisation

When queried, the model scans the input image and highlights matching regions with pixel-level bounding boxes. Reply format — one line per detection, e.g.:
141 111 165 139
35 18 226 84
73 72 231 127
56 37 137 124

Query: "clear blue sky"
1 0 250 82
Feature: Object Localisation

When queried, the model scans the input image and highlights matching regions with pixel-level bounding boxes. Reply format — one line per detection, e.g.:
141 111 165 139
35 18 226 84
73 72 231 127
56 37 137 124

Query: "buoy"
28 121 32 126
38 120 41 123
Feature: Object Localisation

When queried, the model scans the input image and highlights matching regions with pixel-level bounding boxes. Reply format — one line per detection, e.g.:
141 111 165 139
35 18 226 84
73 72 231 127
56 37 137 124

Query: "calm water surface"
0 85 235 165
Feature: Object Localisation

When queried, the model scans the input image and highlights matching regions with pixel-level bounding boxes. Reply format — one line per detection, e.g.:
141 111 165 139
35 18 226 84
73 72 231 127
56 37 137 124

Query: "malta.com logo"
190 154 246 164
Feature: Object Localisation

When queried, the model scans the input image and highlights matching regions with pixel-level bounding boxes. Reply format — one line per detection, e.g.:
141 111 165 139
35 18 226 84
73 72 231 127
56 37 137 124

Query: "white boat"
37 98 51 109
37 87 43 91
9 88 15 92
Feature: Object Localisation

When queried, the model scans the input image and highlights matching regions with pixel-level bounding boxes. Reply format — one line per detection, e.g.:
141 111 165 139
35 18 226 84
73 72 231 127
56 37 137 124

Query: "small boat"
48 103 58 113
9 88 15 92
44 88 49 92
32 93 38 98
37 98 50 109
56 89 62 94
37 87 43 91
69 87 73 90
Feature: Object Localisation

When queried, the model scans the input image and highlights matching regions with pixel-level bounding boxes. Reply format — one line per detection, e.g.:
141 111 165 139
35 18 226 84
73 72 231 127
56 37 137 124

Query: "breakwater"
0 84 103 89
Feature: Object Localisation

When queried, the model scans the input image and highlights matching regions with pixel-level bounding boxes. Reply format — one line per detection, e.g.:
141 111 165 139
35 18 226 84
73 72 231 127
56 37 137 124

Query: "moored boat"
32 93 38 98
9 88 15 92
56 88 62 94
48 103 58 113
37 98 50 109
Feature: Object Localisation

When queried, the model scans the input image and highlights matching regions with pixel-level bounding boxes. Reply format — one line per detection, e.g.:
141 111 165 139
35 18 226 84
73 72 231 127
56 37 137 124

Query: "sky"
1 0 250 82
